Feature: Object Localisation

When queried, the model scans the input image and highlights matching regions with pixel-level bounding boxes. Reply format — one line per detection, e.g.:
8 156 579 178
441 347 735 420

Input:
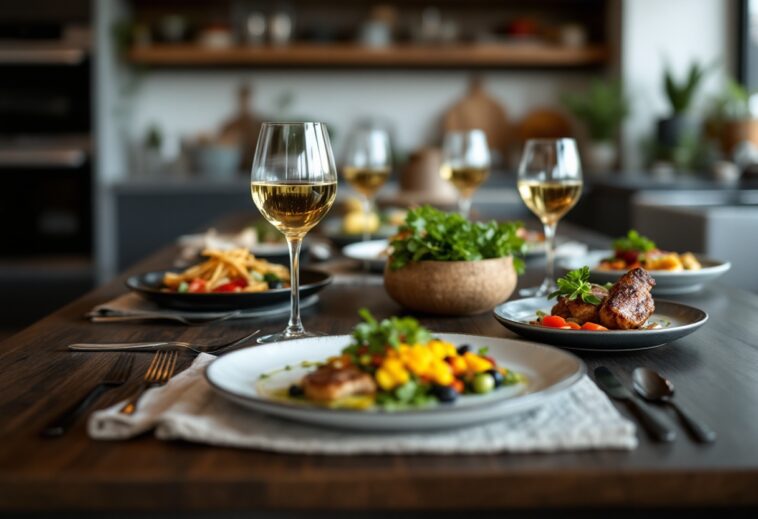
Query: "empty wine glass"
440 129 490 219
516 138 583 297
250 122 338 342
342 124 392 241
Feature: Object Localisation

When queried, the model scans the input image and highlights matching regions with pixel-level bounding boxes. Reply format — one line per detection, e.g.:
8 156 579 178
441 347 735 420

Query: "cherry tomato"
188 278 207 293
213 278 248 292
581 322 609 331
542 315 567 328
565 321 582 330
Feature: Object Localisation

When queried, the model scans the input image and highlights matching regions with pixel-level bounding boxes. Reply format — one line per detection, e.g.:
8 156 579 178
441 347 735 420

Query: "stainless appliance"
0 17 92 257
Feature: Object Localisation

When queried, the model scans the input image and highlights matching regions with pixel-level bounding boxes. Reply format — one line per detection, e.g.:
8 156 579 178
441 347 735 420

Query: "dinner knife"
594 366 676 443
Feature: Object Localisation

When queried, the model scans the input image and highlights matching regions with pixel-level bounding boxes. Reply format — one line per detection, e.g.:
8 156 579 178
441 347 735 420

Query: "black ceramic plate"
126 269 332 311
493 296 708 352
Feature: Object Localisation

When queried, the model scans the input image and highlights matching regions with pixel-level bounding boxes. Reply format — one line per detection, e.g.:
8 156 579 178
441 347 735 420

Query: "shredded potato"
163 248 289 293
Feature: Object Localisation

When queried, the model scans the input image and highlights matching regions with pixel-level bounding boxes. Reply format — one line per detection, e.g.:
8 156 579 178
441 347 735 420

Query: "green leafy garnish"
344 308 431 357
548 267 602 305
263 272 281 283
613 230 656 252
388 206 526 272
477 346 490 356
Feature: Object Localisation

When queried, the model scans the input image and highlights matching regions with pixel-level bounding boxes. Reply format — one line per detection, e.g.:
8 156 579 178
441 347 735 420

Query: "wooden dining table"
1 216 757 515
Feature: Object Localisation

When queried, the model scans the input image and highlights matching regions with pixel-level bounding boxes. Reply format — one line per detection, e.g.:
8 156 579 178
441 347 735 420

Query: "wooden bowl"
384 256 517 316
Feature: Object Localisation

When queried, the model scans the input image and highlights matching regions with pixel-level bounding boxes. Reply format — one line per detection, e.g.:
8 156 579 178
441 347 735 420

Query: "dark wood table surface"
1 218 758 513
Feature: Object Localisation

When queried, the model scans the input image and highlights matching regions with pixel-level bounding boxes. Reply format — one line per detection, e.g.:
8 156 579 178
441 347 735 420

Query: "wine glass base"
257 329 326 344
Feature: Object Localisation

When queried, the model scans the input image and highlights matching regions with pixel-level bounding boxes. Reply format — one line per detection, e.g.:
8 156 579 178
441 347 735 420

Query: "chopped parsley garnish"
345 308 431 357
549 266 602 305
613 230 656 253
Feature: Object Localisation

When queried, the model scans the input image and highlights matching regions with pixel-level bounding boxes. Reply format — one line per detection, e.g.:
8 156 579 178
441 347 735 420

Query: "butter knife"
594 366 676 443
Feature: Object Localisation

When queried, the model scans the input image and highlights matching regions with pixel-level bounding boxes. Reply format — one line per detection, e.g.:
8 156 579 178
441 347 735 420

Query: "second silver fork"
120 350 178 415
68 329 261 355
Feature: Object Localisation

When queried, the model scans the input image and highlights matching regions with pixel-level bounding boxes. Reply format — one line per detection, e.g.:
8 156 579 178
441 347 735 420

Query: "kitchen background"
1 0 756 337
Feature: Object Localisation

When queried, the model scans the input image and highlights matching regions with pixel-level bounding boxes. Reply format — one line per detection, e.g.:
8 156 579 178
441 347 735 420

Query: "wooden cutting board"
441 77 510 161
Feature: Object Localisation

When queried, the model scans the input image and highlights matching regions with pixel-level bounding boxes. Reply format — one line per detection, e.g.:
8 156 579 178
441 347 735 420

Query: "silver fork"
68 329 261 355
90 311 241 325
120 350 179 415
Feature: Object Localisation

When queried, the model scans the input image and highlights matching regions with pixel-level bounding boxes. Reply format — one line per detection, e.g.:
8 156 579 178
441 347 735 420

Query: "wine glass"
517 138 583 297
342 124 392 241
250 122 338 342
440 129 490 219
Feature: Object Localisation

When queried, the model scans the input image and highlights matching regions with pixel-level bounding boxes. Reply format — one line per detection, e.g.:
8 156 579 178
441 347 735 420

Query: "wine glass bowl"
250 122 338 342
342 125 393 240
440 129 491 219
516 138 582 297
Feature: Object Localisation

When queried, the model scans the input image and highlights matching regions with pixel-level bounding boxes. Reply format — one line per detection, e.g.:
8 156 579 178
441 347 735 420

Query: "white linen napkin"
87 293 318 321
89 354 637 453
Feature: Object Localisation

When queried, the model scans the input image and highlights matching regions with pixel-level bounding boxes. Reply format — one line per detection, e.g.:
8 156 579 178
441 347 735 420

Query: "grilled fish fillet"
551 284 609 324
599 268 655 330
302 364 376 402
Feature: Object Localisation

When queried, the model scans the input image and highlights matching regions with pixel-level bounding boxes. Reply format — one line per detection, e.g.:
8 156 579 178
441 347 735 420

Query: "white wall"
125 70 591 171
620 0 735 170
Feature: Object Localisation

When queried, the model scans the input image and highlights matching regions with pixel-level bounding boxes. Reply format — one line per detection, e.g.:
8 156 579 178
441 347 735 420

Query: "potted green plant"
561 80 629 173
705 79 758 156
384 206 525 316
657 61 709 148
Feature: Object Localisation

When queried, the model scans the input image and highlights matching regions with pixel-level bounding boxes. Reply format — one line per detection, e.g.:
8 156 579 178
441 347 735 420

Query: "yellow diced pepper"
376 369 394 391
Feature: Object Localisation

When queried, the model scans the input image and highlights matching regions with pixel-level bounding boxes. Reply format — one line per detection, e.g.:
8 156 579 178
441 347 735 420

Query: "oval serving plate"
558 250 731 295
126 268 332 311
205 333 585 431
342 239 389 272
493 296 708 352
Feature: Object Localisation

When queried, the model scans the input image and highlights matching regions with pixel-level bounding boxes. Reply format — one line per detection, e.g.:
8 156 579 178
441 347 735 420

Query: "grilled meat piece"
599 268 655 330
551 284 608 324
302 364 376 402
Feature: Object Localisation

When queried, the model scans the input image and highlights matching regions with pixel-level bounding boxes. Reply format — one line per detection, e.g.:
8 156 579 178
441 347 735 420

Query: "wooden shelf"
127 43 609 68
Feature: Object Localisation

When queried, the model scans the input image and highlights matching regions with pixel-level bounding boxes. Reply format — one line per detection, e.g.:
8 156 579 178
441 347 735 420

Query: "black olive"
486 369 504 388
456 344 471 355
288 384 304 397
267 279 283 289
431 384 458 403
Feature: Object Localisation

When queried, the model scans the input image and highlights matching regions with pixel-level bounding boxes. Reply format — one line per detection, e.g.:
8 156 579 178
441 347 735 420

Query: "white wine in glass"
342 125 392 241
440 130 490 219
516 139 583 297
250 122 338 343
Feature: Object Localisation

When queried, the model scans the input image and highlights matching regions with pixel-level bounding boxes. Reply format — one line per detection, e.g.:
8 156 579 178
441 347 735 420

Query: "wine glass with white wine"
342 125 392 241
517 138 583 297
440 129 490 219
250 122 338 343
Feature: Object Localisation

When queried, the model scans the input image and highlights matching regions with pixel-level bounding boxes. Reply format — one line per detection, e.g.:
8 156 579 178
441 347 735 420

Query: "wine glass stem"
362 195 372 242
458 196 472 219
542 221 557 291
285 235 304 335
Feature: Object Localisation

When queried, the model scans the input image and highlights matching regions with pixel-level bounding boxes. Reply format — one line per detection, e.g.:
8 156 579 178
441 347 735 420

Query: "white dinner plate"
342 239 389 272
205 333 585 431
558 250 731 295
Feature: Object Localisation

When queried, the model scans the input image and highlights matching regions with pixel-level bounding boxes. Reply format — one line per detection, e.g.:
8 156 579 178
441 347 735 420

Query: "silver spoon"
633 367 716 443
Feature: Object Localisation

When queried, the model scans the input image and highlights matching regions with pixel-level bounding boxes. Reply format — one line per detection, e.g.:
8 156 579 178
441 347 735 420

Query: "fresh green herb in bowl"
384 206 526 316
388 206 526 272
